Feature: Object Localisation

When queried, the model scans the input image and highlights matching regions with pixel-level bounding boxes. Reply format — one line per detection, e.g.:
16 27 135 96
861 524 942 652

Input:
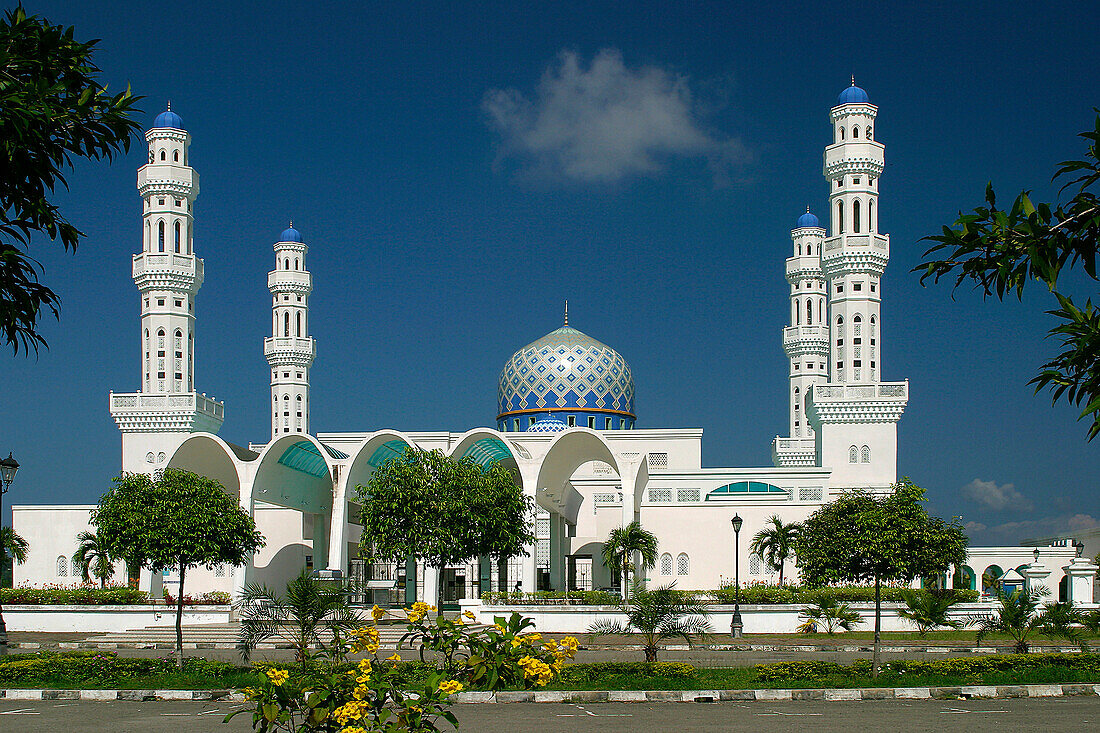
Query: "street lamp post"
0 452 20 656
731 514 743 639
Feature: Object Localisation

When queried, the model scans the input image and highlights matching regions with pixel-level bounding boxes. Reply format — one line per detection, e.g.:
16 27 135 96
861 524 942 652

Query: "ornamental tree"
601 521 659 597
917 112 1100 440
0 6 143 354
92 469 264 667
355 448 534 603
794 480 967 676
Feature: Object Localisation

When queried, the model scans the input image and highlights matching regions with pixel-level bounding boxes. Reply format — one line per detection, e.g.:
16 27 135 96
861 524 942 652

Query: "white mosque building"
13 85 1096 609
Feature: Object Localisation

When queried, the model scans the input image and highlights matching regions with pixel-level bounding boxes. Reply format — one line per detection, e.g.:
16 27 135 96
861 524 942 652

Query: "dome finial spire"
167 100 172 111
564 300 569 326
806 205 811 214
851 74 855 86
289 220 293 228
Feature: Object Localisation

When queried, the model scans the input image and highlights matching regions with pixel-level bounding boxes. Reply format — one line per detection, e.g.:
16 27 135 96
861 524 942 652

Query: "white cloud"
963 513 1098 546
483 49 747 184
963 520 987 533
961 479 1032 512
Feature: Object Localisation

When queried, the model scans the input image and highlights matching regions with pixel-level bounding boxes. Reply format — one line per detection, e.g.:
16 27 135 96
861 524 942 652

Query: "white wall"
12 506 128 588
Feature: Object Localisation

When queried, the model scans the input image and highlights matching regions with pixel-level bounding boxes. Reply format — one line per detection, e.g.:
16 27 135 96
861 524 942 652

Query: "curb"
1 684 1098 703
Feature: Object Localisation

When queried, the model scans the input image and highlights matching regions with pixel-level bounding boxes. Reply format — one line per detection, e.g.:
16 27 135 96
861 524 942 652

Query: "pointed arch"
837 201 845 233
296 311 302 337
849 445 858 463
174 221 181 253
868 199 875 232
806 299 813 325
853 199 861 233
284 312 290 336
158 220 165 252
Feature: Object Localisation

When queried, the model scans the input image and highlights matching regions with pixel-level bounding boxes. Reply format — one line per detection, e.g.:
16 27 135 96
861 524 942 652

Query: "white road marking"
940 707 1009 714
556 704 632 718
0 709 41 715
758 711 824 716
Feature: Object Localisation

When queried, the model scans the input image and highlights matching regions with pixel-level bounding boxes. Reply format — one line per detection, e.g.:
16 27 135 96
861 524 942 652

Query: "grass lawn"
574 630 1100 645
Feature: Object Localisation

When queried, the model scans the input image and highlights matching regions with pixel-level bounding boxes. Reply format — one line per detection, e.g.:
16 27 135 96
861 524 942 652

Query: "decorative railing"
110 391 224 418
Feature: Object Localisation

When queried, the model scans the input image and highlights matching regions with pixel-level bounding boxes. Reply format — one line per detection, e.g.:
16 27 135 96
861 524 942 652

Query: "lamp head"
731 514 743 533
1033 547 1040 562
0 452 18 487
1074 541 1085 558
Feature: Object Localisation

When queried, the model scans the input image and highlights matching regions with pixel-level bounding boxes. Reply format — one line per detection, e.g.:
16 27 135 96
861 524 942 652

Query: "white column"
326 478 349 576
233 480 257 604
422 565 440 605
549 514 565 592
1021 562 1051 594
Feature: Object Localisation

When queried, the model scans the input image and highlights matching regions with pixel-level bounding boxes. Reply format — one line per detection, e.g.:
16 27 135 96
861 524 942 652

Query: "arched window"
866 126 872 139
868 200 874 232
749 553 762 575
853 314 862 336
818 298 824 323
157 328 165 347
660 553 672 575
853 199 861 233
861 445 871 463
795 303 800 325
296 312 302 336
174 221 181 253
837 201 845 233
145 221 150 250
852 125 860 139
849 445 858 463
158 221 165 252
284 258 290 270
173 150 179 162
806 299 813 325
160 150 166 160
294 258 299 270
870 315 876 339
839 127 845 141
187 222 192 254
284 312 290 336
57 556 68 577
676 553 689 576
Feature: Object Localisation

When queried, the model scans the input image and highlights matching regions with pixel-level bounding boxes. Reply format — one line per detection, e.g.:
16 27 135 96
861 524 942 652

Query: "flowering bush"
163 589 233 606
0 583 147 605
229 604 579 731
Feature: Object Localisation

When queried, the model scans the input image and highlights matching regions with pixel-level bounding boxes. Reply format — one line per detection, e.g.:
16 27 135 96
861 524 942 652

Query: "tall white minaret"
784 209 829 438
807 81 908 490
821 78 887 384
264 225 315 438
110 104 225 475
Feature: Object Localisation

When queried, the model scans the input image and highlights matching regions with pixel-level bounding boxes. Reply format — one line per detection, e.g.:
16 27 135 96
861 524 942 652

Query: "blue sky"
2 1 1097 545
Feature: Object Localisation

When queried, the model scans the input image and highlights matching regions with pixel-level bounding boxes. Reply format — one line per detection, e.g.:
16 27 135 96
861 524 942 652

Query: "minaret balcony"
137 165 198 197
823 141 884 178
785 258 824 281
133 253 203 290
822 233 889 253
807 381 909 425
264 336 316 361
109 390 224 433
267 270 313 294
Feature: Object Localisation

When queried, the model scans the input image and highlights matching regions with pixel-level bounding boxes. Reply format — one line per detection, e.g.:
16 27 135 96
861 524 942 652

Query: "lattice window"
849 445 858 463
592 462 613 475
593 493 617 504
215 565 226 577
861 445 871 463
536 539 549 566
749 554 762 575
677 489 700 503
660 553 673 575
56 556 68 577
536 517 550 537
799 487 823 501
649 489 672 503
676 553 689 576
647 453 668 469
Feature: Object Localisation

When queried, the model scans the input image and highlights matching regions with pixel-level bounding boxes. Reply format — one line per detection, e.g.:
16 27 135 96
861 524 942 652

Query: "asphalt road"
1 698 1098 732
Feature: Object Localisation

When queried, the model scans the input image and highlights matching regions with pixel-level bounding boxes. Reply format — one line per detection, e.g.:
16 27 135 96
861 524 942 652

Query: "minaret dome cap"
152 103 185 130
836 83 870 106
278 225 303 243
796 210 821 228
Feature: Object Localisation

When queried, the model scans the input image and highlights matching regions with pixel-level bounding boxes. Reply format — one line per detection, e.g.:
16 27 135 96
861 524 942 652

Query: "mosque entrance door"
441 567 466 610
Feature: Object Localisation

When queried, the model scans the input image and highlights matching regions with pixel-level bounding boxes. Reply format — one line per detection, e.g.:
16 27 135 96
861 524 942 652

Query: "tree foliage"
0 6 143 354
601 521 659 596
797 591 864 635
897 589 966 636
917 112 1100 439
71 529 114 588
749 515 800 586
588 582 712 662
795 480 968 674
975 586 1084 653
355 448 534 569
92 469 264 666
0 526 27 566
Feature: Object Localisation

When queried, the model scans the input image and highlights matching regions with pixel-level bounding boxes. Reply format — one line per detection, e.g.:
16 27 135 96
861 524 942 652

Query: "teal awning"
277 440 346 478
461 437 513 467
705 481 788 500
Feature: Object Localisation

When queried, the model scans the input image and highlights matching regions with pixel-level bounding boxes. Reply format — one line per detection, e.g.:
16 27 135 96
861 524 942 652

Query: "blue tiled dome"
152 107 184 130
836 84 870 106
498 324 636 428
796 210 821 228
526 415 568 433
278 226 303 243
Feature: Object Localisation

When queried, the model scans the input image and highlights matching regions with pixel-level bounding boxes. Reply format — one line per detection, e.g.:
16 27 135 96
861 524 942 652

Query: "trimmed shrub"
753 660 848 682
713 585 979 605
559 662 696 683
481 590 621 606
0 651 241 685
753 653 1100 683
1 585 147 605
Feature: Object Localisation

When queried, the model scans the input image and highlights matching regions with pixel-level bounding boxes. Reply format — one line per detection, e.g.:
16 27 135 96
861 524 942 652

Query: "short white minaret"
807 82 908 490
821 78 887 384
110 104 225 475
264 224 315 438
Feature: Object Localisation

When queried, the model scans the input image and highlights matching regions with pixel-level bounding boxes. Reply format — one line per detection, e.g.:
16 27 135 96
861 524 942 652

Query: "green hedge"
753 653 1100 683
712 585 979 605
0 651 241 685
559 662 696 682
480 590 622 605
0 586 148 605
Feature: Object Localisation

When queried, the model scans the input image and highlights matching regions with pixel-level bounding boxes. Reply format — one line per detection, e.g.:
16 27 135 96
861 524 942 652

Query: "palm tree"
602 521 659 597
897 590 966 636
72 530 115 588
749 515 799 586
237 568 360 665
2 527 28 587
798 592 864 635
975 585 1082 653
589 582 712 662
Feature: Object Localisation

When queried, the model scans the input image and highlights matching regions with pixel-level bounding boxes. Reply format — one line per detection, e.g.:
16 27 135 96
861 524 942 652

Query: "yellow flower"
357 658 372 672
492 623 505 632
342 728 368 733
524 633 542 642
438 679 464 695
386 653 401 663
371 604 385 621
264 668 289 686
510 638 521 648
407 610 423 624
463 610 476 620
352 685 369 701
